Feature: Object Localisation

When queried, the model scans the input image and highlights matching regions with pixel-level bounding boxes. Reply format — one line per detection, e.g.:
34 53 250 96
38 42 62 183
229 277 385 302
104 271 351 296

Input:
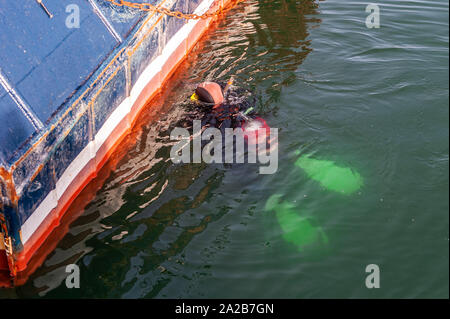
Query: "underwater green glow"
265 194 328 251
295 154 363 195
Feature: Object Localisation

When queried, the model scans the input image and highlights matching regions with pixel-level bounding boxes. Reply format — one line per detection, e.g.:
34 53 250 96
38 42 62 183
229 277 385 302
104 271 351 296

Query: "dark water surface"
4 0 449 298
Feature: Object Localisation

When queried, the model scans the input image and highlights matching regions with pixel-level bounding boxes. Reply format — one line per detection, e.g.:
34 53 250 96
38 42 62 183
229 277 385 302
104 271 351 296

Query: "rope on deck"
103 0 243 20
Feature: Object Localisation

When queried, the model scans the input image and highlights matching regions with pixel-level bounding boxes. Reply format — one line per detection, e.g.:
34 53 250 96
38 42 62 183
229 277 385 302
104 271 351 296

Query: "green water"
265 194 329 252
4 0 449 298
294 154 363 194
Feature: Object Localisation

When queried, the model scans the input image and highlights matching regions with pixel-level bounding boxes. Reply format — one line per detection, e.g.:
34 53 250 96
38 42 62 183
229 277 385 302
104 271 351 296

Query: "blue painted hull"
0 0 229 285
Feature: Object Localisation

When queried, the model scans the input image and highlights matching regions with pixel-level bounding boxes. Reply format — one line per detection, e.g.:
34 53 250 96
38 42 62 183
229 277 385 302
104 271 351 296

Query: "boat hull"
0 0 233 286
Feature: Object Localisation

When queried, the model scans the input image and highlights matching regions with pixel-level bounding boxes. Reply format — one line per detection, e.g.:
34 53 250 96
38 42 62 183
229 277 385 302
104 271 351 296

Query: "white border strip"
21 0 216 244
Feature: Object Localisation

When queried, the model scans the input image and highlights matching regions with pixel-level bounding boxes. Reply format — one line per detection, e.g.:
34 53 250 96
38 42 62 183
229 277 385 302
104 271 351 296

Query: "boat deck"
0 0 231 286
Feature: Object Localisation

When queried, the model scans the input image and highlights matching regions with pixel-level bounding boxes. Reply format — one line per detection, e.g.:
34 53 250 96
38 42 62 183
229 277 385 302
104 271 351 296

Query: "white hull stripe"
21 0 215 244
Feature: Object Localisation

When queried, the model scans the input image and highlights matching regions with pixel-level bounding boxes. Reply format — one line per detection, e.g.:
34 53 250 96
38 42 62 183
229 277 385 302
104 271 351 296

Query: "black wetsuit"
181 82 256 134
169 83 262 165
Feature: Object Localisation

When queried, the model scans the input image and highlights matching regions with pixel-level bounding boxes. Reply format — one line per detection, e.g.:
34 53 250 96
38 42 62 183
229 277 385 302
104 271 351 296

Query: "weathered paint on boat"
0 0 233 286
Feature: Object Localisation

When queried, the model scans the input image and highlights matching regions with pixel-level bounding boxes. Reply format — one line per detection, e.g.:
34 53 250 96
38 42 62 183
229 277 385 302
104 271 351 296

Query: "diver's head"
195 82 224 106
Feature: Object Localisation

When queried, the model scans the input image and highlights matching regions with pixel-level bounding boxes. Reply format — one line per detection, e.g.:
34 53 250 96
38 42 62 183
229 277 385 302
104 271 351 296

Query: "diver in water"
193 79 253 131
172 77 274 165
170 78 277 174
187 78 269 139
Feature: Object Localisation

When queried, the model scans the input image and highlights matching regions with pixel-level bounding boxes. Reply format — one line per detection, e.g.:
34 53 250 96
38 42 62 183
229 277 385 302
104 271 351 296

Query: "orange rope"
103 0 243 20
